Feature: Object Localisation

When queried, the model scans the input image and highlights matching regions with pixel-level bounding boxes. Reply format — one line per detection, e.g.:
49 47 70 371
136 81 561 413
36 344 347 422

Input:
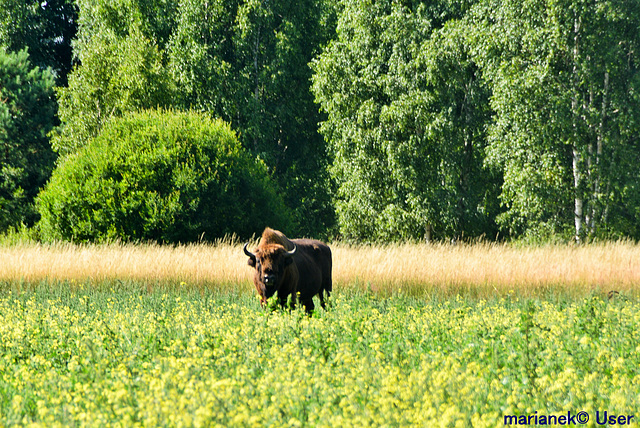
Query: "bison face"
244 243 296 299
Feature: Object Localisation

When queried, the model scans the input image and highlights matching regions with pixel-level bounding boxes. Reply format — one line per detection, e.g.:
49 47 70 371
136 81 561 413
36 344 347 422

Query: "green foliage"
1 285 639 425
165 0 236 117
52 0 173 156
0 0 77 85
230 0 337 237
167 0 339 238
52 0 336 238
468 0 640 241
37 109 291 243
0 223 39 246
312 0 640 242
312 0 499 242
0 49 57 233
5 0 640 243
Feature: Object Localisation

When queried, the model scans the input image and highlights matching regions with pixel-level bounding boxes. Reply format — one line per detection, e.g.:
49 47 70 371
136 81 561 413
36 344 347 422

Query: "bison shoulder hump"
259 228 295 251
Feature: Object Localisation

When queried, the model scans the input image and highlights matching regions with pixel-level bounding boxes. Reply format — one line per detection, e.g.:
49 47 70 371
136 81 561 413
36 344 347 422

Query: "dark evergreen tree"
0 49 57 231
0 0 78 85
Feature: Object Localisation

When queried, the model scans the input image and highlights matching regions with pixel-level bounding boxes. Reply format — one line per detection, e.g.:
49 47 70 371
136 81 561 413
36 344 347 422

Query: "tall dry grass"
0 242 247 289
332 241 640 298
0 241 638 298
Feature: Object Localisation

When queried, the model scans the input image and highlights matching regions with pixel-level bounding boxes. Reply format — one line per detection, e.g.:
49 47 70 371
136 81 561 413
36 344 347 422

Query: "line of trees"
1 0 639 243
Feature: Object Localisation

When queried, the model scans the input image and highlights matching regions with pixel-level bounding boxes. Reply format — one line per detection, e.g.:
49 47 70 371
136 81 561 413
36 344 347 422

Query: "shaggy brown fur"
258 228 296 251
244 228 332 312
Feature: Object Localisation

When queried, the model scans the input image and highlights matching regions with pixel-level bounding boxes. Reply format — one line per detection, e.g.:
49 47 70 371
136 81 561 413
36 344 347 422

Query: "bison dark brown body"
244 228 332 312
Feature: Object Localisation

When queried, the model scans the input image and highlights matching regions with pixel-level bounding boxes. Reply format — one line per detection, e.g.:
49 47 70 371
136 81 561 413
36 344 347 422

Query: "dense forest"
1 0 639 243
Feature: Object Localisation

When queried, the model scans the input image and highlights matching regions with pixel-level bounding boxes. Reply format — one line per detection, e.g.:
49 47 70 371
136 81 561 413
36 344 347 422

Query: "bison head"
244 243 296 299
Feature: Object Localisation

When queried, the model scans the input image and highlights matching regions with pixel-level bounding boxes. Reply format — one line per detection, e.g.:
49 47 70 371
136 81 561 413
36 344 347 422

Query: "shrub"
36 109 291 243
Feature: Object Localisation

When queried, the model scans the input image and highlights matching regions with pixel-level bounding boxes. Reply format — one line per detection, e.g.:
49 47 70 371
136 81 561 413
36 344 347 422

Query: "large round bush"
37 110 291 242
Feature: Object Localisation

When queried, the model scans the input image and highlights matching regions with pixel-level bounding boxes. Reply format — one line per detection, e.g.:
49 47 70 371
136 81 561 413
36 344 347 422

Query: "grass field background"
1 241 639 426
1 240 638 298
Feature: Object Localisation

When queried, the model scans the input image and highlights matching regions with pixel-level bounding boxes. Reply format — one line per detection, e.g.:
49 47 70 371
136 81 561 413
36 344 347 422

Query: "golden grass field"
1 240 638 298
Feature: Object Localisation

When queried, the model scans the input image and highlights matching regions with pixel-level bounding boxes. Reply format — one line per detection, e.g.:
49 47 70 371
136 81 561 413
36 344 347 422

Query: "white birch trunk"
572 146 583 242
571 13 583 243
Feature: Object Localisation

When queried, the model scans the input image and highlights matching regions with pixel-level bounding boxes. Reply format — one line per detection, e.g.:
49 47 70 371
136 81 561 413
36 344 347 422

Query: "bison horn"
243 243 255 258
286 244 297 256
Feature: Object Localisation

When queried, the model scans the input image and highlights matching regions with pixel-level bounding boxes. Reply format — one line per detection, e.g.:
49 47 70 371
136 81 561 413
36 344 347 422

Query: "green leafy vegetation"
36 110 291 242
0 0 77 85
1 284 638 426
311 0 499 241
312 0 640 242
2 0 639 424
1 0 639 243
50 0 336 238
470 0 640 242
0 49 57 232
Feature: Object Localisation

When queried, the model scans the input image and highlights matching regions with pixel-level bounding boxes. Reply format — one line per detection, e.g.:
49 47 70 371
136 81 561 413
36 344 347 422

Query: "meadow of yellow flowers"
1 282 638 427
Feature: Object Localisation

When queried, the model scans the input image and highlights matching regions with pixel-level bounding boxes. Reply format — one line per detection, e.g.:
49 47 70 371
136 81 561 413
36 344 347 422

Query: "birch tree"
470 0 640 241
312 0 498 241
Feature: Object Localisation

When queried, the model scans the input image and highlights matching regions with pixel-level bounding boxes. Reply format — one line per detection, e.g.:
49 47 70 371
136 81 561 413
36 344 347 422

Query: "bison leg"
278 295 288 309
289 291 297 310
301 298 315 314
277 291 297 311
318 287 331 310
318 291 326 309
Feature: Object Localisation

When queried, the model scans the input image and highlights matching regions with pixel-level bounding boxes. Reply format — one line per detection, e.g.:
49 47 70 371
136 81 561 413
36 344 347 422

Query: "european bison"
244 228 332 312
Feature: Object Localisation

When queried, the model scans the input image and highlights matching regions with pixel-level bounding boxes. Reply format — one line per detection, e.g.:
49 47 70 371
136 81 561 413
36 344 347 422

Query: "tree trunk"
572 145 583 242
425 223 432 243
571 13 583 243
